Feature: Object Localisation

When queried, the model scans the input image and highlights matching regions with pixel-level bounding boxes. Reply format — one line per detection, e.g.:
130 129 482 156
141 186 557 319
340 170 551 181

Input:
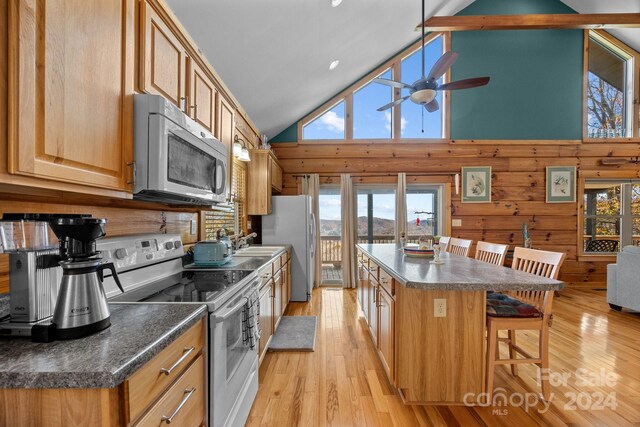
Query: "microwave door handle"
216 161 226 196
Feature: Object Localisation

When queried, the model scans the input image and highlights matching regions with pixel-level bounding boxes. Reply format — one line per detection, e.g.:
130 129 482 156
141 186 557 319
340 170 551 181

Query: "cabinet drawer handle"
160 347 195 376
161 387 196 424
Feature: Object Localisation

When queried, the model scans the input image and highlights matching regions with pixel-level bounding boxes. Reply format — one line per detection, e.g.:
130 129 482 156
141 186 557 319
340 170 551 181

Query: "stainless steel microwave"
133 94 228 205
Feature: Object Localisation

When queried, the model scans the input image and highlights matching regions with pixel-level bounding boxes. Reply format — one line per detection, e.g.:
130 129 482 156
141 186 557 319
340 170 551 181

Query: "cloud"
319 198 341 207
319 111 344 133
384 111 408 132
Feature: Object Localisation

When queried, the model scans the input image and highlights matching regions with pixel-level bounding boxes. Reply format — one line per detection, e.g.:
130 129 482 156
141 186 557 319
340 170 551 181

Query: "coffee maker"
48 216 124 339
0 214 123 341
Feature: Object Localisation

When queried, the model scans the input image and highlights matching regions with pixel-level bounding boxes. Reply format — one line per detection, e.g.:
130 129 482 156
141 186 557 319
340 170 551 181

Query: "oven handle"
214 296 248 323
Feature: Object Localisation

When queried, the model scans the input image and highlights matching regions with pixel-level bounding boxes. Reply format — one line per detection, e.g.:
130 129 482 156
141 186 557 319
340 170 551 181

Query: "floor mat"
267 316 317 352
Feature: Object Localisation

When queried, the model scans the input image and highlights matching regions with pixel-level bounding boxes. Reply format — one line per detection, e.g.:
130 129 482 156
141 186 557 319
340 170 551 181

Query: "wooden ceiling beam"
417 13 640 32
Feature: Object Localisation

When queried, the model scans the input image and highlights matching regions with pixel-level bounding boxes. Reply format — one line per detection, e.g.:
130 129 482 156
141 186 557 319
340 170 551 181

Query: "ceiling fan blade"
426 51 458 81
376 96 410 112
438 76 490 91
425 99 439 113
373 78 413 90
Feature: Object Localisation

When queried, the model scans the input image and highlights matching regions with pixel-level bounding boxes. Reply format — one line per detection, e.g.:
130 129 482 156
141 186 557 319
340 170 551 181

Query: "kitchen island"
356 244 563 405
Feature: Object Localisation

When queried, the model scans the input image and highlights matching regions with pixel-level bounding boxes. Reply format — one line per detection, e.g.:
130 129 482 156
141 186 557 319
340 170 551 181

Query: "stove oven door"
210 283 259 427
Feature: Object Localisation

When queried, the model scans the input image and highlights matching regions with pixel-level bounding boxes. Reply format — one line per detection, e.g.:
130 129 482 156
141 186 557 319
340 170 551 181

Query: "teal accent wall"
272 0 584 142
271 123 297 143
450 0 583 140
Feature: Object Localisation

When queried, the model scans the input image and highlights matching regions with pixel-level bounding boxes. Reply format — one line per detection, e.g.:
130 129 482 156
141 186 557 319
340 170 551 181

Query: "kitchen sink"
234 246 285 257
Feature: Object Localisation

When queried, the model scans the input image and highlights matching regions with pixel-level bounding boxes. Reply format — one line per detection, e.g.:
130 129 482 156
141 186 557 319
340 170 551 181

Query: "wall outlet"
190 219 197 235
434 299 447 317
452 219 462 227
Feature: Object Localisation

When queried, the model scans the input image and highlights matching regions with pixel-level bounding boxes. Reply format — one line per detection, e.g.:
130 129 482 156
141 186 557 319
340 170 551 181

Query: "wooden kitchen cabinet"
188 59 217 135
0 319 207 427
273 271 283 330
218 94 235 201
140 0 188 108
378 285 395 383
7 0 135 191
247 150 283 215
258 280 273 363
358 256 396 385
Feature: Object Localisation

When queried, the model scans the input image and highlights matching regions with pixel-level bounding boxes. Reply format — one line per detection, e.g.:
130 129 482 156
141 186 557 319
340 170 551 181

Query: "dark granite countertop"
358 243 564 291
0 303 207 389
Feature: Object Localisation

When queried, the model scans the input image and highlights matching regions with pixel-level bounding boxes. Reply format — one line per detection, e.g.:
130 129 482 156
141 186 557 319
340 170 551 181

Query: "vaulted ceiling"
165 0 640 138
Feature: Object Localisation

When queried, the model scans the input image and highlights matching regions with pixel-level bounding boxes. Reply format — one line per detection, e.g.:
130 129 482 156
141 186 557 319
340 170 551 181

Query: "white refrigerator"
262 195 316 302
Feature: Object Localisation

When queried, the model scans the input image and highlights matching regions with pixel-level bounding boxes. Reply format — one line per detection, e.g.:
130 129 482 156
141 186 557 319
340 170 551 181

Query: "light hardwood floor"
247 287 640 426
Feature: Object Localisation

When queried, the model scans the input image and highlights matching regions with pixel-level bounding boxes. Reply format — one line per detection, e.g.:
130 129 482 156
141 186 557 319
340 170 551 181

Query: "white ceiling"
165 0 640 138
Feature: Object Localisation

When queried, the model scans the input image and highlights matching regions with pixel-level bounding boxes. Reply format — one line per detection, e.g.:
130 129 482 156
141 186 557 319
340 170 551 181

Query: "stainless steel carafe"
52 258 123 339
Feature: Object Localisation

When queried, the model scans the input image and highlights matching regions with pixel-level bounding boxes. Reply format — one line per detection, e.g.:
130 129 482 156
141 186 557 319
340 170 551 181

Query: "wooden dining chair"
475 241 509 266
438 236 450 252
447 237 472 257
485 247 566 401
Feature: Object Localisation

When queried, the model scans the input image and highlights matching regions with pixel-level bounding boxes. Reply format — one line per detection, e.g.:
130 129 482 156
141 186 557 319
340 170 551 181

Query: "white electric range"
100 233 259 427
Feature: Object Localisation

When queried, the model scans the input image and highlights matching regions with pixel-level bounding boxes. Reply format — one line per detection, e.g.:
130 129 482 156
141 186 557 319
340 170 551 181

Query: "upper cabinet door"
188 59 217 134
140 0 186 108
217 94 235 201
8 0 134 191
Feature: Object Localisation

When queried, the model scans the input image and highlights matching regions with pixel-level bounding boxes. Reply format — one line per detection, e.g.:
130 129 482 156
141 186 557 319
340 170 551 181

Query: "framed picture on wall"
461 167 492 203
546 166 576 203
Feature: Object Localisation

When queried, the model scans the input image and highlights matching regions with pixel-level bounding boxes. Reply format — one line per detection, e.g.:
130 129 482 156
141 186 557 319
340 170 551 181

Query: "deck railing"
320 235 396 265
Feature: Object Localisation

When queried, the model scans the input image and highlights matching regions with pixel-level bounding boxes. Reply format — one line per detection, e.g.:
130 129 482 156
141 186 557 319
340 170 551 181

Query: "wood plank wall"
0 193 200 294
274 141 640 288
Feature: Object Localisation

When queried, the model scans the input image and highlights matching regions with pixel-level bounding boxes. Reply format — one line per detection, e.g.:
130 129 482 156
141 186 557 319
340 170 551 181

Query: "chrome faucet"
234 231 257 251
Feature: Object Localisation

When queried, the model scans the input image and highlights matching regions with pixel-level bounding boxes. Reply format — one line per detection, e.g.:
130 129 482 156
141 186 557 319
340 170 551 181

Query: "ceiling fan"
374 0 490 113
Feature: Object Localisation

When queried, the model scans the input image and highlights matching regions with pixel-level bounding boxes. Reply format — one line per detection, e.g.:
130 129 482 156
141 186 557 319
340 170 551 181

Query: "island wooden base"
395 286 486 404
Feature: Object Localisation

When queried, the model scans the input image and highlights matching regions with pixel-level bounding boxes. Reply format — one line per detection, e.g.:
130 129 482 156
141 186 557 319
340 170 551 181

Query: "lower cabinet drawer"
126 320 204 422
134 354 205 427
379 268 395 296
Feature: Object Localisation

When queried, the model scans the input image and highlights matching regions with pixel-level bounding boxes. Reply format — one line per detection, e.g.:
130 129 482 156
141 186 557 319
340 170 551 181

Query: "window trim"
583 30 640 143
298 32 450 144
406 184 445 240
577 174 640 261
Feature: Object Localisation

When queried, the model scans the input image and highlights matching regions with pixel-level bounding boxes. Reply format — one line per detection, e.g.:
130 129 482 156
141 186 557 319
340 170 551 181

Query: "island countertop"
0 302 207 389
357 243 564 291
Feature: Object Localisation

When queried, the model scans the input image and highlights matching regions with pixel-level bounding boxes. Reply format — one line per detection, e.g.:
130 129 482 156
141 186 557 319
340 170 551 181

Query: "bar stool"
475 241 509 266
447 237 472 257
485 247 565 400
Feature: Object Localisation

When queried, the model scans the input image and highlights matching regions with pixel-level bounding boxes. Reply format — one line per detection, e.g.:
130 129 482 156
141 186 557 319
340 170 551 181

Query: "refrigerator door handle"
309 212 317 258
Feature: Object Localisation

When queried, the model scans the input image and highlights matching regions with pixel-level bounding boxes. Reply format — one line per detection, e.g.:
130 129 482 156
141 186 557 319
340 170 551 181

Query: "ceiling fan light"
410 89 437 105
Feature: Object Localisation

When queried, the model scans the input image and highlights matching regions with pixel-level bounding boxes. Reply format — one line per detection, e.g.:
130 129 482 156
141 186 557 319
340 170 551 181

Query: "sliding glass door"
406 185 444 242
356 186 396 244
319 186 343 285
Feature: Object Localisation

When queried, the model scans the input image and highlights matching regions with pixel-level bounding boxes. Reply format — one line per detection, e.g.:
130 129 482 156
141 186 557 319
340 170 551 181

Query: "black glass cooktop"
112 270 254 304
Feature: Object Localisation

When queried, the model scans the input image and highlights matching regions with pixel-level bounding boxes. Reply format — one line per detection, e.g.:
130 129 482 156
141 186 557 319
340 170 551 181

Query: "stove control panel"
98 233 184 273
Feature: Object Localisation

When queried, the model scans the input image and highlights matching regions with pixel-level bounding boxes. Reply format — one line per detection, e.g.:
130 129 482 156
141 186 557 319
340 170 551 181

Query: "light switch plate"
452 219 462 227
434 299 447 317
190 219 197 235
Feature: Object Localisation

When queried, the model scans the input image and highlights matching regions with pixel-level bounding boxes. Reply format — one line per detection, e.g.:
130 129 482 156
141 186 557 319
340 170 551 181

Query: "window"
299 32 448 142
406 185 443 242
353 69 393 139
582 180 640 253
400 36 444 138
356 186 396 243
318 186 343 285
302 101 345 140
585 31 639 140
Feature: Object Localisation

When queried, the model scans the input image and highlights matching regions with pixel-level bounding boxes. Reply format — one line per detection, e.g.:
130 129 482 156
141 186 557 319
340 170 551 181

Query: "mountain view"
320 217 436 237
